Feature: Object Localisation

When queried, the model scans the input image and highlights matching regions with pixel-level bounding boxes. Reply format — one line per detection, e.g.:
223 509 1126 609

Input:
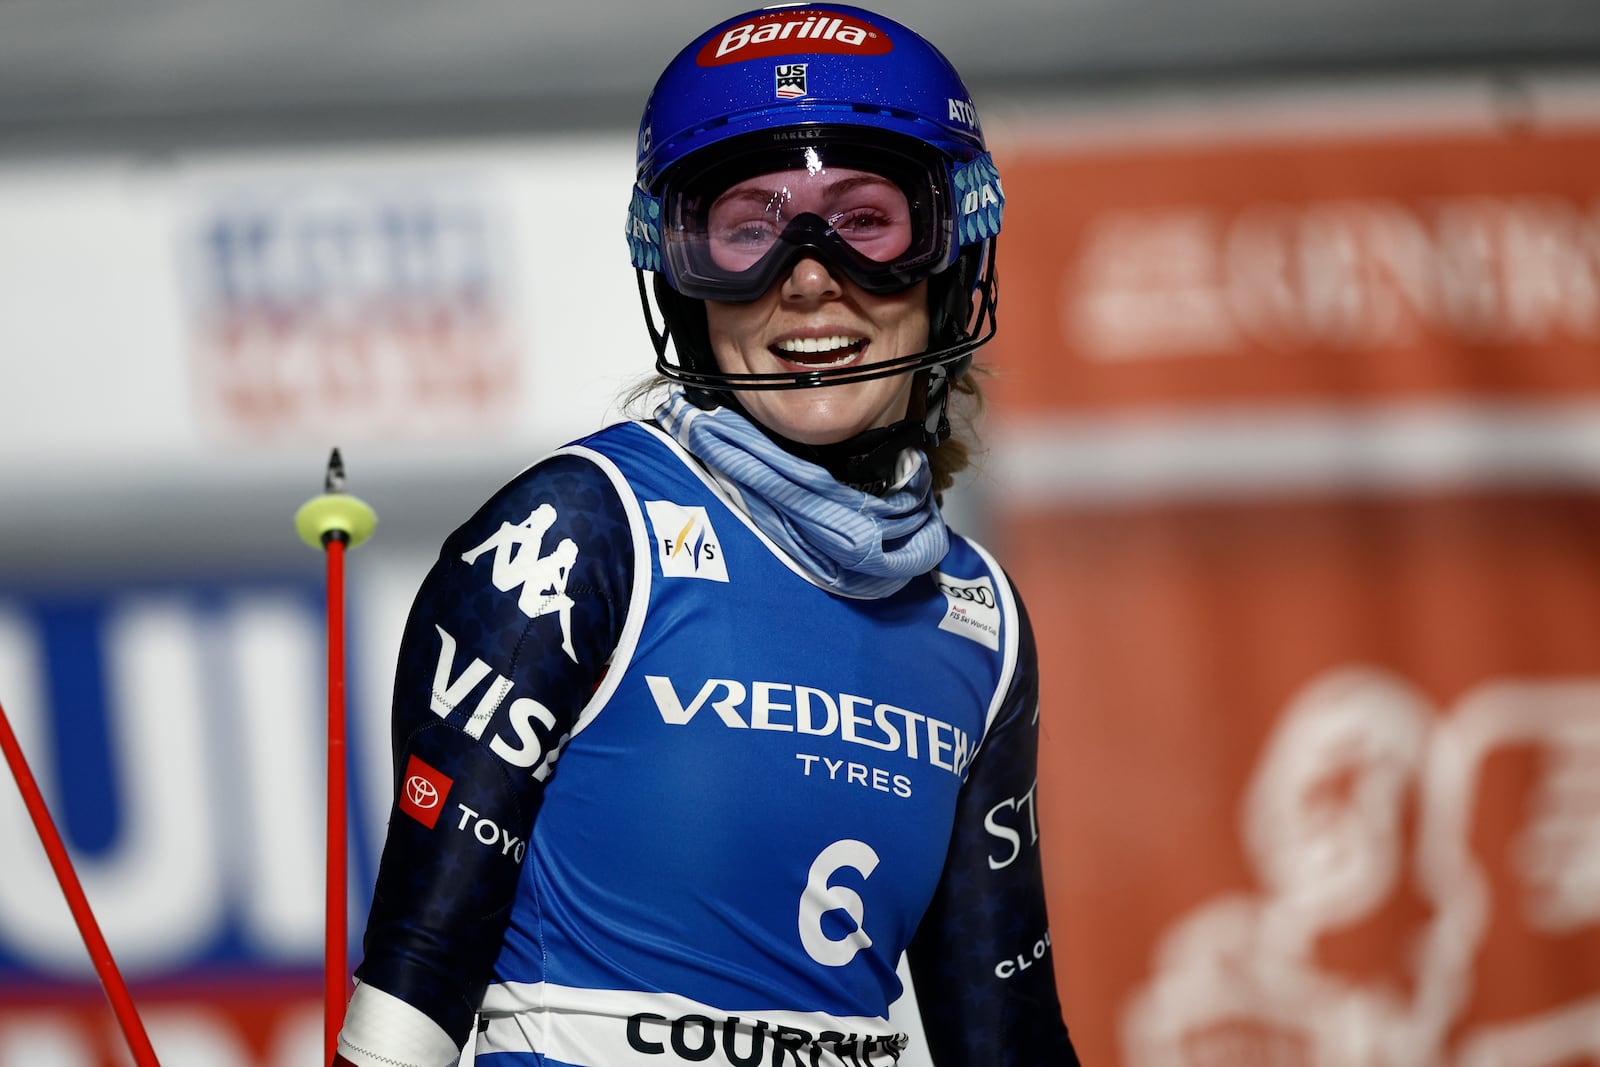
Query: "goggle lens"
644 133 957 302
704 169 916 273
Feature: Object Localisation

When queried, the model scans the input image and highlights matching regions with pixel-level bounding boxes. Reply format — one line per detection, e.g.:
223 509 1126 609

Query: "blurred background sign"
988 88 1600 1067
182 175 520 442
993 120 1600 411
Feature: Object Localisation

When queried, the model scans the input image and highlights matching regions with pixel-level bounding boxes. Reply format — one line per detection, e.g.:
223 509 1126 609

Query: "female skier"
335 5 1080 1065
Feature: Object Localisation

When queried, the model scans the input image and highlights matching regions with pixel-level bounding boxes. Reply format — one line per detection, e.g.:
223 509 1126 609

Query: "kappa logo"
644 500 729 582
697 10 892 66
935 571 1000 650
398 754 454 829
461 503 579 662
775 62 808 99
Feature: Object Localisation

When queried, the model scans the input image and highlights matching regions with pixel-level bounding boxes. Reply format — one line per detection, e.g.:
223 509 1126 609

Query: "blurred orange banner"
986 115 1600 1067
1015 490 1600 1067
990 125 1600 414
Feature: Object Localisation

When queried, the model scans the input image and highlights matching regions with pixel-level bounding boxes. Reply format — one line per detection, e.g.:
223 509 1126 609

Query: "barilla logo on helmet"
697 9 892 66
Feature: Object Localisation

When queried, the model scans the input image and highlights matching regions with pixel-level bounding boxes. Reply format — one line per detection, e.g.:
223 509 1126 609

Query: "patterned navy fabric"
356 452 635 1042
351 423 1078 1066
908 593 1080 1065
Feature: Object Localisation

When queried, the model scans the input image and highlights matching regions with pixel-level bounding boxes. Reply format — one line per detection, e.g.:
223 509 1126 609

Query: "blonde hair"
926 369 986 500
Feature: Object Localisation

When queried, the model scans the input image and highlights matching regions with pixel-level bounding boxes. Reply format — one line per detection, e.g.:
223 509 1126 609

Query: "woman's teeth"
772 336 866 367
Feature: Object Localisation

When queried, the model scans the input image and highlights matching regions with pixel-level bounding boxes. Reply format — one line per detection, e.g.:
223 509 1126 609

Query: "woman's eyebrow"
712 188 787 210
822 174 897 196
713 173 899 210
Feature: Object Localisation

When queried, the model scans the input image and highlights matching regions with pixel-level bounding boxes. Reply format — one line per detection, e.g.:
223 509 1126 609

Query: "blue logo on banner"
0 575 380 986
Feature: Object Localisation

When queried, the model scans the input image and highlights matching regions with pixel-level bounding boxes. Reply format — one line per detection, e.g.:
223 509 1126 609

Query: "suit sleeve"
345 453 635 1055
906 584 1081 1066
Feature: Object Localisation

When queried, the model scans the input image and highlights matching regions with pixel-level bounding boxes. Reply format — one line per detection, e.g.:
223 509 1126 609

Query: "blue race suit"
350 417 1079 1067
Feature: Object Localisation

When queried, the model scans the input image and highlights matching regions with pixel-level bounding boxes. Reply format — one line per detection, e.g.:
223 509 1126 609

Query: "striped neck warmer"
656 391 950 599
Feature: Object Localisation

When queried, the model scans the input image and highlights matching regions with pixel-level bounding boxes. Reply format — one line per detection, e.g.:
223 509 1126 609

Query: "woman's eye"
832 209 888 233
716 220 777 245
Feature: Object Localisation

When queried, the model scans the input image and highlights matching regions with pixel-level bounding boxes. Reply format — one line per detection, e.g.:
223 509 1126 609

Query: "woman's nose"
780 255 843 303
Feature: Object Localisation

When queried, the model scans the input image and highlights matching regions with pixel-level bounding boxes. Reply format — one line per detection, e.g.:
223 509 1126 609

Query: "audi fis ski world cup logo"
398 754 454 829
935 571 1001 650
697 9 892 66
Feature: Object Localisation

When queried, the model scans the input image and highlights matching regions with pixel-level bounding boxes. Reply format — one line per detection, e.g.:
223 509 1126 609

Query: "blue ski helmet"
626 2 1004 434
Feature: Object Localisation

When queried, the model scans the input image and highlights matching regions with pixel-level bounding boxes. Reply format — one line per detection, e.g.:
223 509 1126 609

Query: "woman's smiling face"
701 164 928 445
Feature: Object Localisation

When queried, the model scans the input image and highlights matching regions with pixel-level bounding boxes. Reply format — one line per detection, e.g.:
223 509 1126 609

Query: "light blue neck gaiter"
656 391 950 599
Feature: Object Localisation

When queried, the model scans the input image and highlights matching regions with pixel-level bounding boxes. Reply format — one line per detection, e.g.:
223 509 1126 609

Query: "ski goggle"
628 130 990 303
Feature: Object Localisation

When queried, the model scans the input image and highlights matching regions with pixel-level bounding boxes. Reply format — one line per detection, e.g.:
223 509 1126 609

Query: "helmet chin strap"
722 365 950 496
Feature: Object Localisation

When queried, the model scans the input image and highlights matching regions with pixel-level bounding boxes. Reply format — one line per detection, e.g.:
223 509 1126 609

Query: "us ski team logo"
645 500 729 582
775 63 807 99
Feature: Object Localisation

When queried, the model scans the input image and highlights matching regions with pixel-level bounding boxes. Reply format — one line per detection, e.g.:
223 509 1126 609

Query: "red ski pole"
0 696 161 1067
295 447 378 1067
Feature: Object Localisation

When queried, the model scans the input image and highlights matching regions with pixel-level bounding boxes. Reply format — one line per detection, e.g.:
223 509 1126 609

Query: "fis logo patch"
775 63 807 99
398 754 454 829
645 500 729 582
934 571 1000 650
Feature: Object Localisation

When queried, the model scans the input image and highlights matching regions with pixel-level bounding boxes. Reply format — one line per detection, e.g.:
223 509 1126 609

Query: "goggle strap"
627 187 665 273
951 153 1004 245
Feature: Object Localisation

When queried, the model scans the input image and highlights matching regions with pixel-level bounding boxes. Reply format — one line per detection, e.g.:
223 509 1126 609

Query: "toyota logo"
406 774 440 809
